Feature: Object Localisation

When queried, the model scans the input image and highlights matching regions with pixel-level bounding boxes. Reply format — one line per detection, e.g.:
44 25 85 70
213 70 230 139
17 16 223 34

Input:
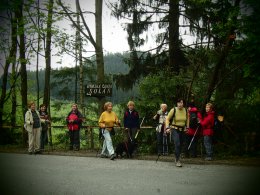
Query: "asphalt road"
0 153 259 195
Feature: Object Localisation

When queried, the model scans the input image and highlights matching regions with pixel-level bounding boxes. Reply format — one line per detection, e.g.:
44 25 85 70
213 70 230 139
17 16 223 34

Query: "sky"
33 0 131 70
0 0 194 74
0 0 131 74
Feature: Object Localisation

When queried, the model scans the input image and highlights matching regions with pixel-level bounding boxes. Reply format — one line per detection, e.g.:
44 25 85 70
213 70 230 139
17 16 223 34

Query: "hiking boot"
34 150 42 154
100 154 108 158
175 160 182 167
205 157 213 161
110 154 115 160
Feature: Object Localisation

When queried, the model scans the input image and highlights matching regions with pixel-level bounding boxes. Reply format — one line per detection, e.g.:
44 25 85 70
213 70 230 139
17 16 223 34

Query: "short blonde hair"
104 102 113 110
206 103 214 110
127 101 135 107
28 101 35 108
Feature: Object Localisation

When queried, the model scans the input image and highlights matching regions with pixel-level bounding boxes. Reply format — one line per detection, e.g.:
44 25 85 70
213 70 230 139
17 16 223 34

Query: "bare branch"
56 0 97 49
75 0 97 48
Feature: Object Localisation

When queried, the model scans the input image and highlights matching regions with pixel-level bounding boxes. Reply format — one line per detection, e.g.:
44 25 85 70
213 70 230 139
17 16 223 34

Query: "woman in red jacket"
200 103 215 160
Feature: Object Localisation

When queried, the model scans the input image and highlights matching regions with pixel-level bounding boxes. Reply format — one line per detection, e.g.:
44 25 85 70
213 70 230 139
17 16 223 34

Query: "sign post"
85 83 112 97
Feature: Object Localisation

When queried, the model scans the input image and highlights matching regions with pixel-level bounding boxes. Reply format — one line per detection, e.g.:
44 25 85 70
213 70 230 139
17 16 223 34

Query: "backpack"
67 113 79 131
189 111 198 129
214 115 224 131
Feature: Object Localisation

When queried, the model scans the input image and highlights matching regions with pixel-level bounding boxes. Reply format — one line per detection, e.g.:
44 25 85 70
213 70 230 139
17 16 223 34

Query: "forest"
0 0 259 156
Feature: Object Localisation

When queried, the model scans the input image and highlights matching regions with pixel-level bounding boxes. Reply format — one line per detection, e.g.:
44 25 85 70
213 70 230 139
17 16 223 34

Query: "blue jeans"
204 136 213 157
101 129 114 156
172 129 184 161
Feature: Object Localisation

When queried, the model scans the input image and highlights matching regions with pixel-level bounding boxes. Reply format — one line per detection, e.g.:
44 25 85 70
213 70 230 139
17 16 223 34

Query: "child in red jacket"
200 103 215 160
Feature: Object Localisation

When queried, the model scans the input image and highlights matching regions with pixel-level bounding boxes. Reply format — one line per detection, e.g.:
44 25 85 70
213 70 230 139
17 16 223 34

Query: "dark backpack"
214 115 224 131
189 111 198 129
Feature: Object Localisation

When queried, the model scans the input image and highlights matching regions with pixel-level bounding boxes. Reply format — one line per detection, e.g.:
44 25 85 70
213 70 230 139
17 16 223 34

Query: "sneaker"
205 157 213 161
175 160 182 167
110 154 115 160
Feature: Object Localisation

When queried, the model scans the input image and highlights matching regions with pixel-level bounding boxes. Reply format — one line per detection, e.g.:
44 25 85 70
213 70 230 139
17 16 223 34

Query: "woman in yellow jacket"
166 99 189 167
99 102 120 160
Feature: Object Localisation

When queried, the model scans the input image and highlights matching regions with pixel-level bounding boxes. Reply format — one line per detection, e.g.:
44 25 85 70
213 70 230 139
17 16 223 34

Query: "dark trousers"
184 134 198 157
172 129 185 161
69 130 80 149
157 131 168 155
204 135 213 157
40 128 48 150
124 128 138 142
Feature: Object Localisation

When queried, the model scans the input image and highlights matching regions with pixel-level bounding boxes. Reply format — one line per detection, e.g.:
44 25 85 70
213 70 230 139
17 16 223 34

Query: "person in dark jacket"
39 104 50 151
184 104 202 158
123 101 140 143
66 104 83 151
200 103 215 160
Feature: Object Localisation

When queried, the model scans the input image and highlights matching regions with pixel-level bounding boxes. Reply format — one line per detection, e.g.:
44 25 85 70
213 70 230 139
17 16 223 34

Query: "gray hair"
160 103 167 109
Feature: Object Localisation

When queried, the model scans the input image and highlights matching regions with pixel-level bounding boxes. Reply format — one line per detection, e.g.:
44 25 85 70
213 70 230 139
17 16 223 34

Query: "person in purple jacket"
123 101 140 143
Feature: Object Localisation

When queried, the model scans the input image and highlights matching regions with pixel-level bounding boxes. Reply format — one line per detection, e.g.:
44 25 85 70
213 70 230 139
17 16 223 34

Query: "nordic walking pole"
188 125 200 150
135 117 145 139
156 133 166 163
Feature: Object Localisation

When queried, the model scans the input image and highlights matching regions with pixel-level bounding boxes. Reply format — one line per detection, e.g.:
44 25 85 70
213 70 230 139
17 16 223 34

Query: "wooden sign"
85 83 112 97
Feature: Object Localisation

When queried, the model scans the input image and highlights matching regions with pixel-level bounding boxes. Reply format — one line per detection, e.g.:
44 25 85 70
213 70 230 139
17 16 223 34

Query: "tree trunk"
11 14 18 127
36 0 40 108
168 0 180 73
43 0 54 109
76 1 84 109
0 13 18 127
202 0 241 110
0 59 10 127
95 0 105 114
16 1 27 144
74 30 78 104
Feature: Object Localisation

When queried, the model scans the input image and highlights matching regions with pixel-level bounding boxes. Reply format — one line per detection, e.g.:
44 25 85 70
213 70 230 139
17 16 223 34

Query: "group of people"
97 99 215 166
154 99 215 167
24 102 50 154
24 102 83 154
98 101 140 160
24 99 216 167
